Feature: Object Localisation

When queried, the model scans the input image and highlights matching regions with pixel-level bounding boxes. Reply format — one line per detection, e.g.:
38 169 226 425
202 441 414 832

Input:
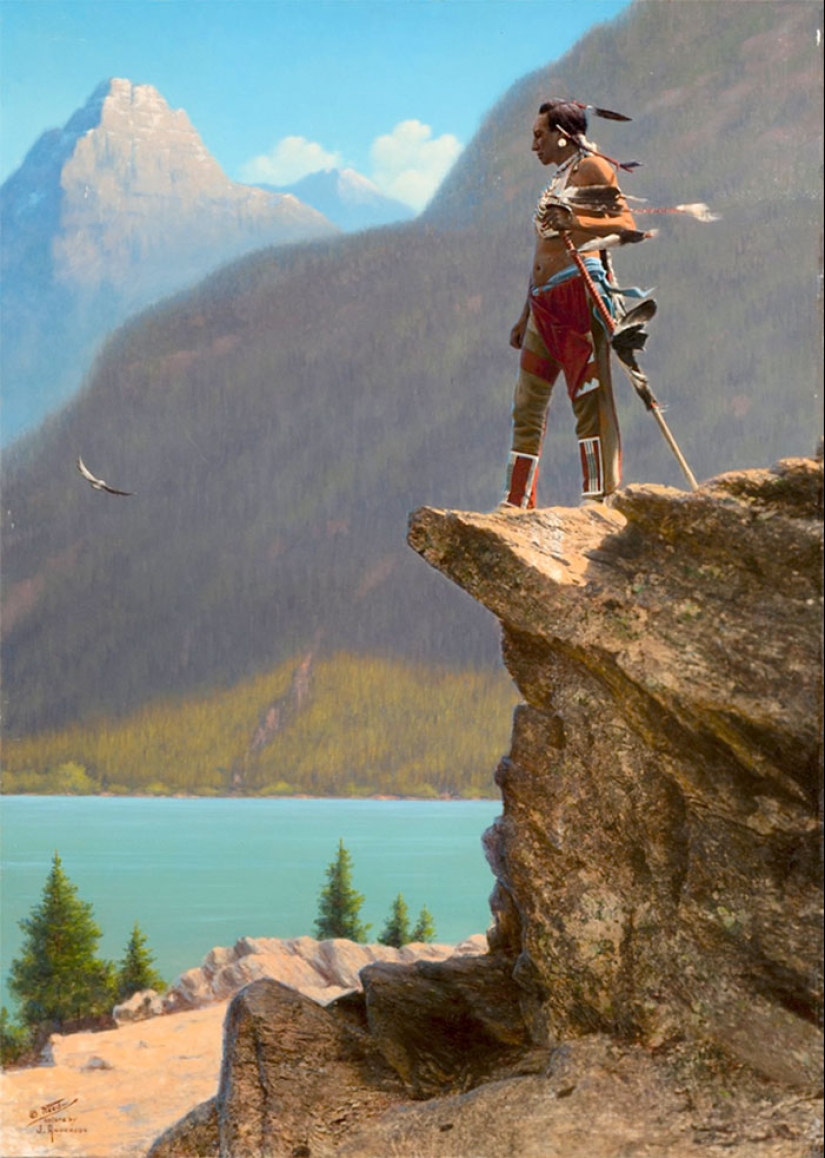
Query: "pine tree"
378 894 411 948
8 852 115 1030
115 923 165 1001
314 839 370 942
0 1006 30 1067
411 905 437 943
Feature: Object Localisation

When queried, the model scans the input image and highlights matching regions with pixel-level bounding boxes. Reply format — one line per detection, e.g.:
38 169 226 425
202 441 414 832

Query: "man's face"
531 115 556 166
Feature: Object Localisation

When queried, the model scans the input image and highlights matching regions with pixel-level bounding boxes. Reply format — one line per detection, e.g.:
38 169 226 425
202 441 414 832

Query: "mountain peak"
266 166 415 232
0 77 338 442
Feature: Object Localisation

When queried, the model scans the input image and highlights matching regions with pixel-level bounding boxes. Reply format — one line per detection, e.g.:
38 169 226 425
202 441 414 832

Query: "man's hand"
541 202 575 233
510 314 528 349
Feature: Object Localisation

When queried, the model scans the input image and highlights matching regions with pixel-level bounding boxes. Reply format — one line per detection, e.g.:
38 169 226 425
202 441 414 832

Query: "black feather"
619 299 658 327
593 106 632 122
612 327 649 357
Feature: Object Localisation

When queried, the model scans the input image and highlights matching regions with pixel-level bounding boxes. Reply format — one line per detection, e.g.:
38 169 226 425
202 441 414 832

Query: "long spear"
559 231 699 492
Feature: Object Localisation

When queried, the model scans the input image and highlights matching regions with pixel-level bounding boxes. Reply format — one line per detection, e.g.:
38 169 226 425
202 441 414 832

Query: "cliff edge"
409 457 822 1091
150 457 822 1158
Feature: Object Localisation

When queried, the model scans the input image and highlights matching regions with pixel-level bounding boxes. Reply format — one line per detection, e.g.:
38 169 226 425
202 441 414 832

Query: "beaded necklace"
533 149 586 239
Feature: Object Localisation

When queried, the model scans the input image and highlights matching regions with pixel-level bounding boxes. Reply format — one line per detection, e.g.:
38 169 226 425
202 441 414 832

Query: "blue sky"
0 0 632 209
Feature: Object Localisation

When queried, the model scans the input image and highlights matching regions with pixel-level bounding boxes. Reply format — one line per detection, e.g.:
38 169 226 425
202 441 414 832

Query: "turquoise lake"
0 796 501 1011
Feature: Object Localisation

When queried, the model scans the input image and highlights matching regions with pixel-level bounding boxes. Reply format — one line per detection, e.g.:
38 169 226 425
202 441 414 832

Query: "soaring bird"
77 456 134 496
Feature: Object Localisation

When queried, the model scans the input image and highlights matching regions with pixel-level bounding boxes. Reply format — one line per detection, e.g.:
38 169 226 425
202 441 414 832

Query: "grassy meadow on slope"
1 654 519 798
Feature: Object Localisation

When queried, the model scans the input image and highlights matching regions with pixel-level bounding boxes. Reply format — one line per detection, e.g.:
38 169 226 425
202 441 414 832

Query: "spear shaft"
560 233 699 492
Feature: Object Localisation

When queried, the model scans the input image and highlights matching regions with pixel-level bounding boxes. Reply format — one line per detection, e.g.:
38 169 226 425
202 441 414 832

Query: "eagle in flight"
77 456 134 496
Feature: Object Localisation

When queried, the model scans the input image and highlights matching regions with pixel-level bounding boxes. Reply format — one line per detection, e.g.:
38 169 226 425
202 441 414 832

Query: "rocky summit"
1 77 337 441
3 77 335 299
150 456 822 1158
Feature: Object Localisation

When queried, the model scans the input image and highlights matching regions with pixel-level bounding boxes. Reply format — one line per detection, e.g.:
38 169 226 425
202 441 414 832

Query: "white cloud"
369 120 463 211
239 136 343 185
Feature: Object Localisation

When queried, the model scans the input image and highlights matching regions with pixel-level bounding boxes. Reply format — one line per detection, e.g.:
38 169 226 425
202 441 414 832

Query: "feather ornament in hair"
569 100 632 121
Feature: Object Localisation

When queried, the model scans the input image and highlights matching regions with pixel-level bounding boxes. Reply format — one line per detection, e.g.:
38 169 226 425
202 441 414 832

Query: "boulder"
113 987 165 1024
148 979 406 1158
361 953 537 1097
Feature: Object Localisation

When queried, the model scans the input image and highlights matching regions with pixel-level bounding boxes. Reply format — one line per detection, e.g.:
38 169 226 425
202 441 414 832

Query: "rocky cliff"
410 457 823 1088
149 456 823 1158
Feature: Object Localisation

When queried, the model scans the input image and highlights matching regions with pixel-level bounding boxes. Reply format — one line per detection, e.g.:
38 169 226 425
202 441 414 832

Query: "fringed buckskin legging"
512 268 621 498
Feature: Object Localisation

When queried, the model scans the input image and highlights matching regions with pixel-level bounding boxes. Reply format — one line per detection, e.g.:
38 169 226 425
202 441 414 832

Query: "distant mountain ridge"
0 78 337 443
1 1 821 741
261 168 415 232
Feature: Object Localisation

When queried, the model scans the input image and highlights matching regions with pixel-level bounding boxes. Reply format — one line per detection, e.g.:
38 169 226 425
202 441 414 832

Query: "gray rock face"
50 79 334 297
408 457 823 1088
4 78 336 299
1 77 338 441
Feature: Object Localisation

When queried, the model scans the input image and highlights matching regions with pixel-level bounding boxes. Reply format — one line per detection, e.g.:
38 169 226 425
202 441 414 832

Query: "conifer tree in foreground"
116 923 165 1001
0 1006 30 1067
412 905 437 943
378 894 411 948
8 852 115 1030
314 839 370 942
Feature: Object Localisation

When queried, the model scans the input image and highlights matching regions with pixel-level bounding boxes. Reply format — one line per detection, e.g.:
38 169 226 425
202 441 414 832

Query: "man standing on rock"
502 98 643 509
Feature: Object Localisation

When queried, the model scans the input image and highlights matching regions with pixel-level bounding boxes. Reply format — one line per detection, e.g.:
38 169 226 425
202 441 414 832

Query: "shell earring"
558 135 568 148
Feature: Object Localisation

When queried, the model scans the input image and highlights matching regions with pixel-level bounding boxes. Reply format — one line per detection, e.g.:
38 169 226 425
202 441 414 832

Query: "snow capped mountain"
1 78 338 444
261 167 415 233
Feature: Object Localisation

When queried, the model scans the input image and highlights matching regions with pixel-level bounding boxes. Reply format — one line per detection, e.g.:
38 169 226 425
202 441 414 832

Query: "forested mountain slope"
2 0 821 740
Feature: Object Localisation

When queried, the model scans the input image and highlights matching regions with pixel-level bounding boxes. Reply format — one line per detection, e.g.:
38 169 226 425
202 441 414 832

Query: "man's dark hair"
539 99 588 138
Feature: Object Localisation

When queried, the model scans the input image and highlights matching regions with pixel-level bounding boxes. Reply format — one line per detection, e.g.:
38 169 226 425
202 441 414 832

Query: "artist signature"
26 1096 88 1143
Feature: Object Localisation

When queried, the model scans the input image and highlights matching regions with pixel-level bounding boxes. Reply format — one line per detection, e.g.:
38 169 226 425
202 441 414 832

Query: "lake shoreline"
1 791 498 801
2 797 500 1016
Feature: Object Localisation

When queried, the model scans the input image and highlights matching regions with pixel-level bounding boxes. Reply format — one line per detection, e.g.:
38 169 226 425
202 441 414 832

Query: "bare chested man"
503 98 638 508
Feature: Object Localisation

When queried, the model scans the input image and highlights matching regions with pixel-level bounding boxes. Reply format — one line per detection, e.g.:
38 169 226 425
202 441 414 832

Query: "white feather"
674 203 720 222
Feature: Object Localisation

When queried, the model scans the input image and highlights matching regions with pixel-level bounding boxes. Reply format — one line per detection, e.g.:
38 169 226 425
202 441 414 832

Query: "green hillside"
1 0 821 744
1 653 518 799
